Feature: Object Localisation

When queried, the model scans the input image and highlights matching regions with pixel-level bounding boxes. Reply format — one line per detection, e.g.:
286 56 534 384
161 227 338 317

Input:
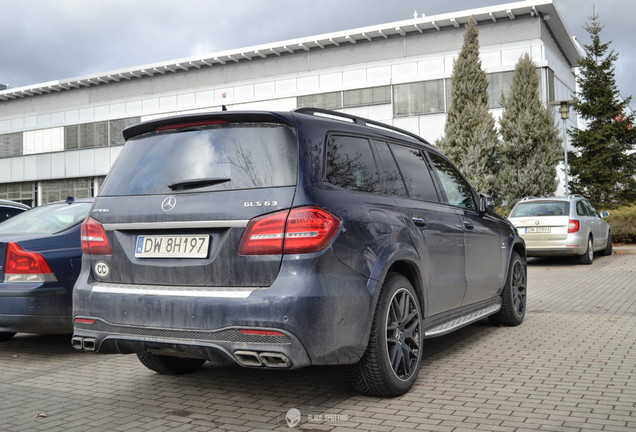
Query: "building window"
39 178 92 204
65 121 108 150
0 133 23 158
487 71 515 108
298 92 342 110
343 86 391 108
109 117 141 146
0 181 35 206
393 80 445 117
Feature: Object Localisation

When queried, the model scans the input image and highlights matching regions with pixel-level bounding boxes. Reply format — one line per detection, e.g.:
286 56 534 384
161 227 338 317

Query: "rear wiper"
168 177 231 191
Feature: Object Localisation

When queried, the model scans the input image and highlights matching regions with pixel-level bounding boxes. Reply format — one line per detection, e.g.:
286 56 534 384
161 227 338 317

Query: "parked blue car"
0 197 92 341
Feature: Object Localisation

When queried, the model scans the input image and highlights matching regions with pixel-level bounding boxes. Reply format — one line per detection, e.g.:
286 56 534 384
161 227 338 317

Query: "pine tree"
568 11 636 208
497 53 562 209
436 16 498 196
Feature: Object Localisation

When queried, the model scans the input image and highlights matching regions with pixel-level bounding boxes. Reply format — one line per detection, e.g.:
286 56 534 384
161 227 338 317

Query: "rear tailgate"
88 118 298 288
90 190 295 287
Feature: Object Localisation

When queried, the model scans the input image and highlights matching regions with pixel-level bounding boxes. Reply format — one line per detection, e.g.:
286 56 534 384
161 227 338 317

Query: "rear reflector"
239 329 286 336
74 318 96 325
81 217 112 255
238 206 340 255
3 242 57 282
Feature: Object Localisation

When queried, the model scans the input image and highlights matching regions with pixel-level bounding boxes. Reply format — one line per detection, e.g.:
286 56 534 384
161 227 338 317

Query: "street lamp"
558 100 573 196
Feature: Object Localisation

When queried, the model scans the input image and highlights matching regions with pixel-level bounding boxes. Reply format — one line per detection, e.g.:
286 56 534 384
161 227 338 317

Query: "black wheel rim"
511 259 527 317
385 288 421 381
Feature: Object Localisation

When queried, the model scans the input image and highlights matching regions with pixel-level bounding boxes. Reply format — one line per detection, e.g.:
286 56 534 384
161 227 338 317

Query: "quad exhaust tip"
71 336 97 352
234 350 292 368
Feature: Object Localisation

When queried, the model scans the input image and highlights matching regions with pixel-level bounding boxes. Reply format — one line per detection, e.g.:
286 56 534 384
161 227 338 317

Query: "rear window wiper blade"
168 177 231 191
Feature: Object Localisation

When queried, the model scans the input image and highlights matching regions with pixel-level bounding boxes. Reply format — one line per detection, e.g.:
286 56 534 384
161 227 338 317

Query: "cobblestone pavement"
1 247 634 431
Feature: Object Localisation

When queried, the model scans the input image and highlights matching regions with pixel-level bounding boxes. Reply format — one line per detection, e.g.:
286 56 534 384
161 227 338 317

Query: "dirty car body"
72 109 526 396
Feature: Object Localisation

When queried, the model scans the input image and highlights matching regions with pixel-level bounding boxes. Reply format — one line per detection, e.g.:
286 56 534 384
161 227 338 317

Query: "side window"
576 201 587 216
428 153 477 210
373 141 408 197
583 200 598 217
389 144 439 201
325 135 383 193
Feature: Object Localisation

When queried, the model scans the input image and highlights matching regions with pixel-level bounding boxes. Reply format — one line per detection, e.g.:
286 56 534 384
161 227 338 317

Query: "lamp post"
559 101 571 196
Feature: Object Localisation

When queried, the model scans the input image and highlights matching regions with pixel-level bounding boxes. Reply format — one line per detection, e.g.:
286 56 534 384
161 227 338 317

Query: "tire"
137 352 206 375
601 231 613 256
0 332 16 342
489 251 527 326
351 273 422 397
579 236 594 265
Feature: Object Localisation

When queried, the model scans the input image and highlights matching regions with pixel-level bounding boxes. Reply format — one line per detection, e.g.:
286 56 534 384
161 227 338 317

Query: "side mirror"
479 194 495 213
600 210 610 218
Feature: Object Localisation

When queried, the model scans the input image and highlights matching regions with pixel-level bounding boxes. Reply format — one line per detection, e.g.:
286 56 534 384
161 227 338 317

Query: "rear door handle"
463 220 474 230
412 216 428 228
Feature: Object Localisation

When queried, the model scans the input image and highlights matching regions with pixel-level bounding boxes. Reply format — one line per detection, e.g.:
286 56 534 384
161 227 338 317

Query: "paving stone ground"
1 247 634 431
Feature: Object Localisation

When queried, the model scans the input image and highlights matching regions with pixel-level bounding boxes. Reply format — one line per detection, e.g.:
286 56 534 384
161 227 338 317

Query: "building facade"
0 0 579 206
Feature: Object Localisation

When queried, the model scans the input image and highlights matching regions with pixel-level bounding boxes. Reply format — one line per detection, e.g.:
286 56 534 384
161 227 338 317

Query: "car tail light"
81 217 112 255
238 207 340 255
568 219 580 233
4 242 57 282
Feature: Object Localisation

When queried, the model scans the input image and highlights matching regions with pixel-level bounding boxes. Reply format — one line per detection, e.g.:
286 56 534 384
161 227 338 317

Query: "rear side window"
389 144 438 202
100 123 297 196
428 153 477 210
325 135 382 193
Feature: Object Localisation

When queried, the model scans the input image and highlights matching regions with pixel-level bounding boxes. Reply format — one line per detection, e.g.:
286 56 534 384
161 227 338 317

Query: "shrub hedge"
606 204 636 244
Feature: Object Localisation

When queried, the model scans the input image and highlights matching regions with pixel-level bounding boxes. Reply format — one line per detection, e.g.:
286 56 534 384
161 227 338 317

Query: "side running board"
424 304 501 337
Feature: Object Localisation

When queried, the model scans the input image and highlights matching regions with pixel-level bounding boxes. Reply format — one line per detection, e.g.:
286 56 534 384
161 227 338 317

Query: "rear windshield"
0 202 91 235
100 123 298 196
510 201 569 217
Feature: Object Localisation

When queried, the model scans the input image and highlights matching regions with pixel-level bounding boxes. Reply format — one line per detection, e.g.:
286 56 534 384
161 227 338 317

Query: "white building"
0 0 580 206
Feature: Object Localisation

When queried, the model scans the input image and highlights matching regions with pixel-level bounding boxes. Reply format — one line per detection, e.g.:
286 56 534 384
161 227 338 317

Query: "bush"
605 204 636 244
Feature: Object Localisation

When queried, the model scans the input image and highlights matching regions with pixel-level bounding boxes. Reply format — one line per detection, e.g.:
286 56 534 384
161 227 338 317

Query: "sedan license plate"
135 235 209 258
526 227 551 233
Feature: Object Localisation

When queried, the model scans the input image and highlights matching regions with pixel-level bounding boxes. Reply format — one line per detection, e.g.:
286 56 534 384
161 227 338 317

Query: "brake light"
238 207 340 255
568 219 580 233
4 242 57 282
81 217 112 255
155 120 228 132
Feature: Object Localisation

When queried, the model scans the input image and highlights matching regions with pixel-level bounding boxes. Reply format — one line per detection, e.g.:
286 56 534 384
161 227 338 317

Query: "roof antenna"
222 105 227 111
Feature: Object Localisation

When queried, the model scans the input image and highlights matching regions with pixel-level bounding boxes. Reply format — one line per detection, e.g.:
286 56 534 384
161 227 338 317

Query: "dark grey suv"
72 108 527 396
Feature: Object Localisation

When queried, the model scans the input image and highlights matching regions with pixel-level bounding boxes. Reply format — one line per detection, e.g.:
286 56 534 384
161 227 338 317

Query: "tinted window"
428 153 476 210
0 202 91 234
0 206 26 222
583 200 598 217
576 201 587 216
325 136 382 193
373 141 407 197
100 124 297 196
389 144 438 201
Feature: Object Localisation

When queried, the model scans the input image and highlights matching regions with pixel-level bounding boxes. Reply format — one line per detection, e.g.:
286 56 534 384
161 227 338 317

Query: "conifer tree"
497 53 562 209
436 16 498 196
568 11 636 208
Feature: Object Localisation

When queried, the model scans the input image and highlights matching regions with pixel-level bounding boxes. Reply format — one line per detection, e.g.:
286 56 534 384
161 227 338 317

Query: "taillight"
4 242 57 282
81 217 112 255
568 219 580 233
238 207 340 255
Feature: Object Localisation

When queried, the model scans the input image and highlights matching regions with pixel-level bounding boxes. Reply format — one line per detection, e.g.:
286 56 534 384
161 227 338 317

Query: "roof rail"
292 107 431 146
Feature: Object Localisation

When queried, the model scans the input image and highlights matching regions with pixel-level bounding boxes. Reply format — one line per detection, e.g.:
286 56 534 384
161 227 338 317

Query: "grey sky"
1 0 634 108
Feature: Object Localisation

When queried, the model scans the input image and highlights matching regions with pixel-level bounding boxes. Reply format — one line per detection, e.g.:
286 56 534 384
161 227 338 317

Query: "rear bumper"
72 257 376 368
0 284 72 334
522 232 587 257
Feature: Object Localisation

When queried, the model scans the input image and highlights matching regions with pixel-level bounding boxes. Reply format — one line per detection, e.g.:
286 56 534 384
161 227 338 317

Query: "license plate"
526 227 551 233
135 235 209 258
